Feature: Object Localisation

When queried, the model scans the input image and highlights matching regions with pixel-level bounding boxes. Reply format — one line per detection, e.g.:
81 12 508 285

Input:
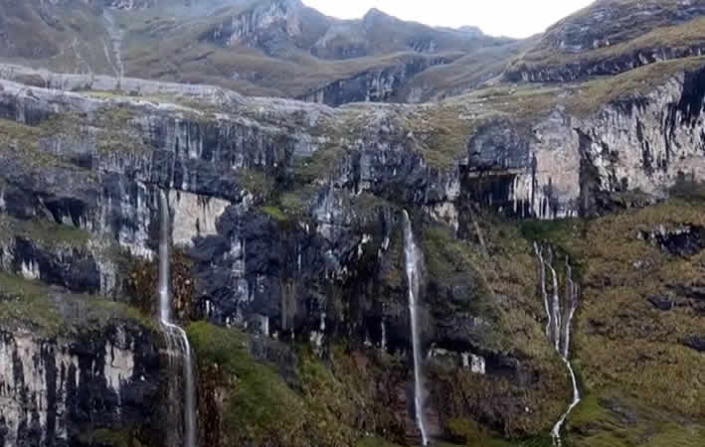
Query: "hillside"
1 1 705 447
0 0 516 104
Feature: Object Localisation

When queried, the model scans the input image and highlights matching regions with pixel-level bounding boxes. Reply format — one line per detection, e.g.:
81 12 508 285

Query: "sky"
302 0 595 38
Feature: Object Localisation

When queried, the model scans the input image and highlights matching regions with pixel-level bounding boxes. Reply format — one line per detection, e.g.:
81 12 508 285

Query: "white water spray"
548 262 561 353
402 211 428 446
534 243 551 338
536 245 581 447
158 190 197 447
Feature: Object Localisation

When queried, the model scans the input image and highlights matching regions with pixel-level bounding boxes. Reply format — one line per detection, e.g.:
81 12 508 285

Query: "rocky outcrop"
0 328 158 447
506 43 705 83
298 56 453 106
0 278 161 447
506 0 705 83
638 224 705 257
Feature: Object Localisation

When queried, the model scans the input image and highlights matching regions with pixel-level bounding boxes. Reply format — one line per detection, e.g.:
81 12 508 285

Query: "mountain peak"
363 7 394 22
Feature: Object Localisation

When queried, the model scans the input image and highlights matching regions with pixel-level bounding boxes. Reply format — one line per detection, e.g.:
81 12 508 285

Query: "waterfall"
534 243 551 338
402 211 429 446
535 244 581 447
158 190 197 447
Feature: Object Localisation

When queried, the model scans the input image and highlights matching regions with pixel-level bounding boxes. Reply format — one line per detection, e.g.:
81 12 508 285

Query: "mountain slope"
506 0 705 82
1 1 705 447
0 0 515 104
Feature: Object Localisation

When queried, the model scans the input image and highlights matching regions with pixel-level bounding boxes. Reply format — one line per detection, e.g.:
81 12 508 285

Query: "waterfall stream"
158 190 197 447
535 243 581 447
402 211 429 446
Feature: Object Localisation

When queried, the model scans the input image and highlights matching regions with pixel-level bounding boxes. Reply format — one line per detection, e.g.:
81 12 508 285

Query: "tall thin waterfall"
158 190 197 447
402 211 429 446
534 243 581 447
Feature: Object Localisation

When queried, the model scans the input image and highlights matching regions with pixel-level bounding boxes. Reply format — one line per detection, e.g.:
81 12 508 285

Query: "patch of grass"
0 216 91 249
520 218 582 246
422 214 570 437
237 169 275 200
293 144 346 184
261 205 288 223
400 41 527 101
401 103 489 169
188 322 412 446
356 437 403 447
187 322 309 445
567 56 705 117
0 273 154 337
536 200 705 446
457 85 563 120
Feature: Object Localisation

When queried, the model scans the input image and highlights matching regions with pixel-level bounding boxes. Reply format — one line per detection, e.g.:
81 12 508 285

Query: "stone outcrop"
0 281 161 447
506 0 705 83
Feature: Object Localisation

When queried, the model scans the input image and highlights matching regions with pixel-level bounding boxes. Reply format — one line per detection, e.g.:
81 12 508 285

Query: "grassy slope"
523 197 705 446
113 1 484 98
400 40 530 102
0 214 91 249
0 0 115 74
0 273 154 337
187 321 410 447
509 0 705 76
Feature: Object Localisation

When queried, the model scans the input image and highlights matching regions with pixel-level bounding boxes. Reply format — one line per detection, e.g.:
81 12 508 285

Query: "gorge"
0 1 704 446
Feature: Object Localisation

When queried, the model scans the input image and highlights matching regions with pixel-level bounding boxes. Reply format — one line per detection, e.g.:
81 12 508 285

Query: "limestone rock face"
2 1 705 445
0 328 158 447
0 278 161 447
2 58 705 333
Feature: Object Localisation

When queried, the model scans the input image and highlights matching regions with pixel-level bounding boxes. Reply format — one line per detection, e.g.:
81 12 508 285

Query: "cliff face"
506 0 705 83
1 1 705 446
0 278 161 447
0 43 705 444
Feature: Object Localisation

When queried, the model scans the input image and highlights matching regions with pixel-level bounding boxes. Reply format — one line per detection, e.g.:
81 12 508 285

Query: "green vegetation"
238 169 276 199
0 215 90 249
512 1 705 78
187 322 406 446
532 199 705 446
0 273 154 337
421 213 570 437
401 104 490 169
293 144 346 184
187 322 310 445
262 205 289 223
567 56 705 117
0 106 146 171
401 41 527 101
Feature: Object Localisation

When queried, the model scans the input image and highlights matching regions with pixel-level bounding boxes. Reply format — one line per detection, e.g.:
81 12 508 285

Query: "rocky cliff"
1 1 705 447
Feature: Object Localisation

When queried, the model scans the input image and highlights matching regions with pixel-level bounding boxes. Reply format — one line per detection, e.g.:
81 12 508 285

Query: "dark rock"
683 336 705 353
638 224 705 257
648 295 675 311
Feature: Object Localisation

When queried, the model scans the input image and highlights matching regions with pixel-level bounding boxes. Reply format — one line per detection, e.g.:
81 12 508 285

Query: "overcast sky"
302 0 595 38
